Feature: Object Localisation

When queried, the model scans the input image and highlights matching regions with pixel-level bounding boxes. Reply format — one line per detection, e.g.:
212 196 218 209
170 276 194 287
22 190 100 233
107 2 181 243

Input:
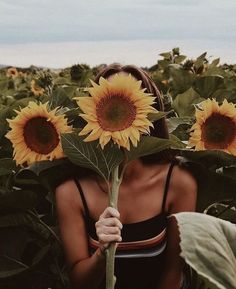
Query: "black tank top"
74 161 176 289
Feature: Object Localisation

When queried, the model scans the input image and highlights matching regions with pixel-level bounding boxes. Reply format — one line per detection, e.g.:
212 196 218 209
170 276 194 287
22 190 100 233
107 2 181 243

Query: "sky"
0 0 235 67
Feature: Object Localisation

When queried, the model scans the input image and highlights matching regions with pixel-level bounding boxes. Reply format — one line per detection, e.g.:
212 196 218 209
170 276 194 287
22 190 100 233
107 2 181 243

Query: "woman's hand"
95 207 123 252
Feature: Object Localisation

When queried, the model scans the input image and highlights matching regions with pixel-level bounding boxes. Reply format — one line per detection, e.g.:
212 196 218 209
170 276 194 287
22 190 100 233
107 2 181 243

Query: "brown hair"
94 63 176 164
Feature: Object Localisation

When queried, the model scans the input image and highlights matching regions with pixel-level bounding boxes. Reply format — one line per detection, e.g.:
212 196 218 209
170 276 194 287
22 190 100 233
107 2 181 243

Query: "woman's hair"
93 63 176 164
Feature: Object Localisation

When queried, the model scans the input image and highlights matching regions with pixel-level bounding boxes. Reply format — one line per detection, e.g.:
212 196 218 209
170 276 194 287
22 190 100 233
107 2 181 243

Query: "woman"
55 63 197 289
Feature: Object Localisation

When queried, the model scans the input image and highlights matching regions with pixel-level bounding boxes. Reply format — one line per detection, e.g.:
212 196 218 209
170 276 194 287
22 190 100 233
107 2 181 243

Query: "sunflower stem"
106 165 122 289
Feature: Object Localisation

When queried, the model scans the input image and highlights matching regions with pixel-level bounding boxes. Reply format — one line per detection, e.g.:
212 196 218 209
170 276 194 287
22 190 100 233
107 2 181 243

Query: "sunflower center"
201 113 236 149
96 94 137 131
23 117 60 154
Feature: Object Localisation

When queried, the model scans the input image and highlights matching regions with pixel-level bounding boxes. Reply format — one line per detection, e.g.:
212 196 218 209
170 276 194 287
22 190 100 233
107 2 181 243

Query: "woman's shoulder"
171 157 198 190
55 177 76 193
165 157 198 213
54 177 83 210
55 169 95 191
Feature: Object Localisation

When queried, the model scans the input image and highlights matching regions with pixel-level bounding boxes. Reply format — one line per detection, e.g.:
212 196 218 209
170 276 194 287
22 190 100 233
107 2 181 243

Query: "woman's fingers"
96 207 123 248
98 217 123 229
97 225 121 235
99 206 120 219
99 233 122 243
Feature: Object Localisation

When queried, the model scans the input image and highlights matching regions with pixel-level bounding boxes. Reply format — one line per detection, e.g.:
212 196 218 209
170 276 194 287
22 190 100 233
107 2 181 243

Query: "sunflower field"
0 48 236 289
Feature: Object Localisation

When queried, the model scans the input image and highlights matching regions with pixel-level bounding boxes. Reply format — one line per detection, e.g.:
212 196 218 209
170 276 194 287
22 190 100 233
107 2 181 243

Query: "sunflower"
18 71 27 78
188 98 236 155
6 67 18 78
5 101 72 166
73 73 158 150
31 80 45 96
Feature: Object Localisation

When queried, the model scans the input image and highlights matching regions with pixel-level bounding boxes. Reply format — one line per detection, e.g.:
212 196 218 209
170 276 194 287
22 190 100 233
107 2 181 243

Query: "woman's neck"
120 159 148 183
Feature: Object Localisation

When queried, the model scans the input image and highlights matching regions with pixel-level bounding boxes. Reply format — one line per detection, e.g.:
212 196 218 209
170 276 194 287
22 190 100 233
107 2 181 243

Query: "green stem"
106 165 122 289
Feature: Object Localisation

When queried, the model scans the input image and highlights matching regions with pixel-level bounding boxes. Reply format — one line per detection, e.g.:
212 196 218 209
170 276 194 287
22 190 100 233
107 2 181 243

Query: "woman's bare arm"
157 166 198 289
55 179 122 289
55 179 106 289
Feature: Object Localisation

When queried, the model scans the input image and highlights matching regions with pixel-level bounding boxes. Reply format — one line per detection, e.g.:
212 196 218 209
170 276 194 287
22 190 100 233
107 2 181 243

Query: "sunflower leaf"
193 75 225 99
126 135 184 162
0 227 29 279
16 157 79 192
172 87 204 117
179 149 236 170
49 87 71 109
61 132 124 181
147 111 170 122
0 158 17 176
168 64 195 96
166 116 193 133
173 212 236 289
176 153 236 212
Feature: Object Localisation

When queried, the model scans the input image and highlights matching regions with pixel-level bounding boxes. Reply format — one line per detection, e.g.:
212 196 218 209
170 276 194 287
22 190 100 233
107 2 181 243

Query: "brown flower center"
96 94 136 131
201 113 236 149
23 117 60 154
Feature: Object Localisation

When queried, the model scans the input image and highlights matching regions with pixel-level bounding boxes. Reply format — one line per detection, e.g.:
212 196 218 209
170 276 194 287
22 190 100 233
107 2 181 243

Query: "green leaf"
193 75 225 99
174 212 236 289
0 265 27 279
205 202 236 224
174 55 187 64
10 97 36 110
194 52 207 71
169 134 186 148
15 157 79 192
158 59 172 70
172 47 180 55
0 158 17 176
177 154 236 212
32 244 51 265
168 64 195 95
50 87 71 109
222 166 236 180
171 123 192 141
0 189 38 210
159 52 172 59
0 223 51 279
0 213 51 240
209 58 220 68
0 79 9 92
172 87 204 117
0 227 29 278
23 158 69 177
179 149 236 170
126 135 184 162
61 132 124 180
63 85 79 99
147 111 169 122
13 90 30 100
166 117 192 133
0 107 11 139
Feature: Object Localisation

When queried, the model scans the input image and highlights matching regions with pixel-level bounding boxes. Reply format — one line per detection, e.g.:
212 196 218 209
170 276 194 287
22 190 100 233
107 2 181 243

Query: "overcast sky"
0 0 235 66
1 0 235 44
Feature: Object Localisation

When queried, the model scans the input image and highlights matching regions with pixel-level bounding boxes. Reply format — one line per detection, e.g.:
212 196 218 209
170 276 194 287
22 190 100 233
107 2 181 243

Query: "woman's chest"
79 172 169 224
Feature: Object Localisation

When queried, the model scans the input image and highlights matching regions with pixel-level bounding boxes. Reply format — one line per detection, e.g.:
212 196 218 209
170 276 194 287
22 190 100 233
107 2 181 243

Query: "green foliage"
61 132 124 181
126 135 185 162
172 87 204 117
174 212 236 289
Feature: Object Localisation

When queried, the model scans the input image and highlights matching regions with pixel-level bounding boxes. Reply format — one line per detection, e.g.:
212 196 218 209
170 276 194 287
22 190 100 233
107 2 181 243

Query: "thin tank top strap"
74 177 91 220
161 161 176 214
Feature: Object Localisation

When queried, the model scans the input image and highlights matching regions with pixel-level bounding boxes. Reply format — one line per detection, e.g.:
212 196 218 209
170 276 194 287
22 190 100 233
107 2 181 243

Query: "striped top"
74 161 176 289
